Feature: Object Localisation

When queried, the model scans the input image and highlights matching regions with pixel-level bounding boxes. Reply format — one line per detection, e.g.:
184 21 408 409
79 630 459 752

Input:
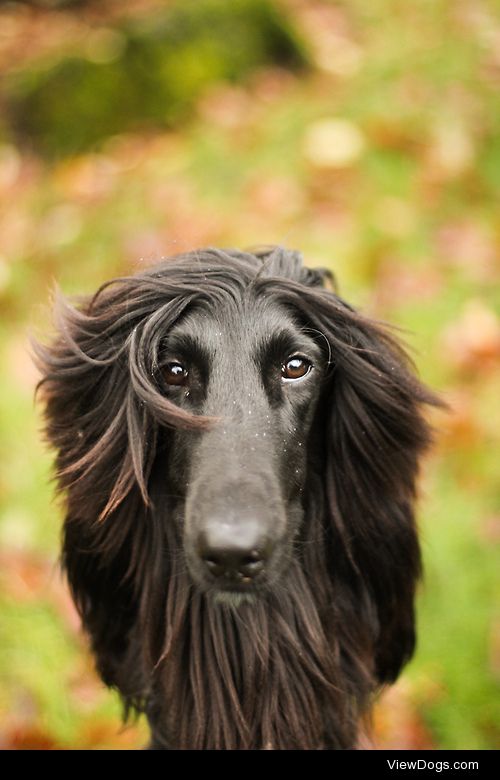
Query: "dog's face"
160 293 325 599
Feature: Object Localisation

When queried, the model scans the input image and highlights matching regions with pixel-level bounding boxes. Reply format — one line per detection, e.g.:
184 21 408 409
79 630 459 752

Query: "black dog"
36 247 440 749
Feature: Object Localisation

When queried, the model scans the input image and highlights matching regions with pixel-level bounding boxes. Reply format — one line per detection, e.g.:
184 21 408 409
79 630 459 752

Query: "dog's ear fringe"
290 286 444 684
33 283 217 523
245 274 444 684
249 245 338 291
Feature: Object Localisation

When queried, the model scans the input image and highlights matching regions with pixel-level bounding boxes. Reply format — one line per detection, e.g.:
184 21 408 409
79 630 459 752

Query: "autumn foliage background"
0 0 499 750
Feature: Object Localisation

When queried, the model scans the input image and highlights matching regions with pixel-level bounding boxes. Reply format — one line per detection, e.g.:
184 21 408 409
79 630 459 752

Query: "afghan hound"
35 247 441 749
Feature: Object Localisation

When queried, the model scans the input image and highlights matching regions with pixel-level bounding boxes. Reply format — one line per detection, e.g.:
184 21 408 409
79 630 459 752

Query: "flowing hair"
35 248 442 749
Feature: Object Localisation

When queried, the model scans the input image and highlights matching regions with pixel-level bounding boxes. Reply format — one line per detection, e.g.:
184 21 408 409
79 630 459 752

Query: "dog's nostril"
239 552 265 577
198 533 269 584
205 557 225 578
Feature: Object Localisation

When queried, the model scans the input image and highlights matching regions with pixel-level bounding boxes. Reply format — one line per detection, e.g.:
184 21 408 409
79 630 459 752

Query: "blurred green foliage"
0 0 499 751
5 0 307 157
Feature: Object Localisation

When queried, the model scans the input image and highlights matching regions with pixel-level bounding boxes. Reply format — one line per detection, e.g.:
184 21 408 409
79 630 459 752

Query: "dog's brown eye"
164 362 188 386
281 357 312 382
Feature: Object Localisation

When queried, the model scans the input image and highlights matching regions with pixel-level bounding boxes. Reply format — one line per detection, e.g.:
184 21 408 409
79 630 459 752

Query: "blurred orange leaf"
441 300 500 376
436 220 498 283
480 515 500 545
373 682 436 750
80 720 146 750
374 260 443 307
0 550 51 601
0 549 81 635
440 390 482 449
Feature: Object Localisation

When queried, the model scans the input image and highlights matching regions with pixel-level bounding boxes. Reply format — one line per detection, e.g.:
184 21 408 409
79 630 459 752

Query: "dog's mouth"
201 571 265 603
186 558 267 605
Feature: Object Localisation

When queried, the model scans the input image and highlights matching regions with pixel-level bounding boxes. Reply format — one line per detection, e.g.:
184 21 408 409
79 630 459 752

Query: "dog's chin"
191 574 263 606
188 569 263 607
210 589 258 608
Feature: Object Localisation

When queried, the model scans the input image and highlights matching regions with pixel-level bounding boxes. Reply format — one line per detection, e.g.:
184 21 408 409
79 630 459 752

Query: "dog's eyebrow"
162 332 212 365
254 328 321 366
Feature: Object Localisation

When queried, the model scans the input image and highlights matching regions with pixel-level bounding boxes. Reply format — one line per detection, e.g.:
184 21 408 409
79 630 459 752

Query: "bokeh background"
0 0 499 750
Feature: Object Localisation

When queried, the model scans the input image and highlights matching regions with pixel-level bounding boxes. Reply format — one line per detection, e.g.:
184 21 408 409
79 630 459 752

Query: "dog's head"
164 262 328 600
36 247 441 747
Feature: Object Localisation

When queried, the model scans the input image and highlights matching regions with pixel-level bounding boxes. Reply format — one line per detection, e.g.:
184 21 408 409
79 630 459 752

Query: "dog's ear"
297 287 443 683
35 279 206 520
33 275 203 700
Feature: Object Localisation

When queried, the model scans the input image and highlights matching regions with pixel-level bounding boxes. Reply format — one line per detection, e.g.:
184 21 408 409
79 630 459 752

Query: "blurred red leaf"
2 725 60 751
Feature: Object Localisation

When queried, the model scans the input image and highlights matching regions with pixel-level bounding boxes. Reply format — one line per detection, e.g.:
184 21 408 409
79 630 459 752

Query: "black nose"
197 521 271 584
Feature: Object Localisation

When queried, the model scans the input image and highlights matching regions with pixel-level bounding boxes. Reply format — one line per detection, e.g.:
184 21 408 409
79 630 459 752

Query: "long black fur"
35 247 441 749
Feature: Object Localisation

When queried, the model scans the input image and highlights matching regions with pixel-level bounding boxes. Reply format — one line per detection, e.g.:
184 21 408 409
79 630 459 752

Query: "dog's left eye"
164 362 188 387
281 356 313 382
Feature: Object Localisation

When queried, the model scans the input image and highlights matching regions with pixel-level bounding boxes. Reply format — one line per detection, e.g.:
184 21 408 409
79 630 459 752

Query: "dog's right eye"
164 362 188 387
